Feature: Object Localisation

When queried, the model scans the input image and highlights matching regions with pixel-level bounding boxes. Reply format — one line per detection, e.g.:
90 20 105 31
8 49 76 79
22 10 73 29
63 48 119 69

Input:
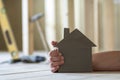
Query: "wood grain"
0 53 120 80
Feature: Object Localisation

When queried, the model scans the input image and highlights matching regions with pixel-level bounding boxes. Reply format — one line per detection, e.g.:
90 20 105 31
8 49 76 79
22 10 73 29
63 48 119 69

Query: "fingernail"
51 67 57 73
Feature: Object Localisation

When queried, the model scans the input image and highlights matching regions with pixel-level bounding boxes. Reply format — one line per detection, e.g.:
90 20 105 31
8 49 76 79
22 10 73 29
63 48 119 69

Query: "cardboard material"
56 28 96 73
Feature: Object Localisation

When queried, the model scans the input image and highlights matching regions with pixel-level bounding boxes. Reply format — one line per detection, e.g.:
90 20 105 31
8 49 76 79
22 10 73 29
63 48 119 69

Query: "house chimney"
64 28 70 38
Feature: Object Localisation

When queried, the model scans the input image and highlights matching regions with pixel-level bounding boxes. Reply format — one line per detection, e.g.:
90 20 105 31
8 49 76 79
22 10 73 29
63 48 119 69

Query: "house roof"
57 29 96 47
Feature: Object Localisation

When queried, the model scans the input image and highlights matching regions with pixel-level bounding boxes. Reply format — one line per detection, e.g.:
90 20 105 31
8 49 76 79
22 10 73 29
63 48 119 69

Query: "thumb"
51 41 58 47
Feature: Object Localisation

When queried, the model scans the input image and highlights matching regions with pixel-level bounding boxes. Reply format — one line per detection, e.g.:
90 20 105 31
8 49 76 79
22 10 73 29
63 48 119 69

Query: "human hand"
49 41 64 72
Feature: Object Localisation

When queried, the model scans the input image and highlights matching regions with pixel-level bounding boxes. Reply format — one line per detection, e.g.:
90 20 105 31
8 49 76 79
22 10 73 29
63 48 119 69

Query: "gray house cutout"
56 28 96 73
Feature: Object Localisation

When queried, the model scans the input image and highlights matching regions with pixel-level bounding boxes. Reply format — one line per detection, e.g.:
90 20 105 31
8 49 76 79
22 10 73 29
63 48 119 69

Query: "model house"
56 28 96 73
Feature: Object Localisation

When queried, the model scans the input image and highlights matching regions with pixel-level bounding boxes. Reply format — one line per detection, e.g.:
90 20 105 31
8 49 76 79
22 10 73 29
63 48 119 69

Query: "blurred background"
0 0 120 54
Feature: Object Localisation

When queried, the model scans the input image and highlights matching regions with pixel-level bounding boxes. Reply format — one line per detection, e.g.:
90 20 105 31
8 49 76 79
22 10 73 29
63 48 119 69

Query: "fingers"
49 48 64 73
50 56 61 62
51 41 58 47
49 48 60 57
49 49 64 64
51 60 64 73
51 66 59 72
50 56 64 62
51 60 64 67
50 56 64 72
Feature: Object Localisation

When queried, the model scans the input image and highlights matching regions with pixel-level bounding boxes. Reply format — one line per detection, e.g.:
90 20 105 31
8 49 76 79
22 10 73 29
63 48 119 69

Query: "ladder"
0 0 19 60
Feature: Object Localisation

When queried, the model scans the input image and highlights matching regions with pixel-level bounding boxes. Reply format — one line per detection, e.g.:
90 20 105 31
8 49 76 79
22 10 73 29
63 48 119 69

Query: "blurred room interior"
0 0 120 61
0 0 120 80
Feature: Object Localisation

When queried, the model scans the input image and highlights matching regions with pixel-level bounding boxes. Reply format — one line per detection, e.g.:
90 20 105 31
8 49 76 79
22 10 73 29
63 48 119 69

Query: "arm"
92 51 120 71
49 41 120 72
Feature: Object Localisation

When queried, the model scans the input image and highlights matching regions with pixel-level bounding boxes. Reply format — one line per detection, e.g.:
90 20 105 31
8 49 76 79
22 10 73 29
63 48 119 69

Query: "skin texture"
49 41 120 72
92 51 120 71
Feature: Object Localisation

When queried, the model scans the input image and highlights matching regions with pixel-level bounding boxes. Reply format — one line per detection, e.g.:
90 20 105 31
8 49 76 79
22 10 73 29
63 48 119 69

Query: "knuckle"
61 56 64 60
59 53 62 56
50 57 53 62
49 51 54 56
61 61 64 65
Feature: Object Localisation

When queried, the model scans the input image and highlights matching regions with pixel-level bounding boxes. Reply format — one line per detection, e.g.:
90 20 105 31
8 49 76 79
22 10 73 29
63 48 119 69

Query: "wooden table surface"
0 52 120 80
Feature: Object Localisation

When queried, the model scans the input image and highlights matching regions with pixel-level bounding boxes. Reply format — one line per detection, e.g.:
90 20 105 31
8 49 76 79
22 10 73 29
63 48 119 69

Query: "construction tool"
31 13 50 51
0 0 20 62
0 0 46 63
